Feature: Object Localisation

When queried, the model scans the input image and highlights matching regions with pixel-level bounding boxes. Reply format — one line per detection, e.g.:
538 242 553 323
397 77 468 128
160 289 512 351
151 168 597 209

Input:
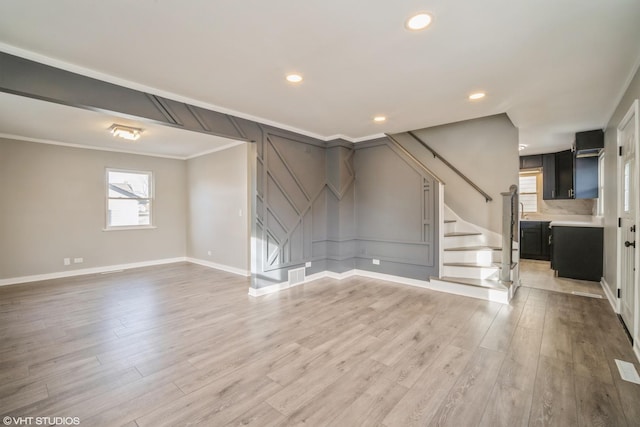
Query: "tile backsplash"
522 171 597 220
539 198 595 215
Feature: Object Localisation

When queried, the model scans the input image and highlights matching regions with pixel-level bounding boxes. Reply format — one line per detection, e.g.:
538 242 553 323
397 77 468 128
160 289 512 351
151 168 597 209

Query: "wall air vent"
288 267 306 286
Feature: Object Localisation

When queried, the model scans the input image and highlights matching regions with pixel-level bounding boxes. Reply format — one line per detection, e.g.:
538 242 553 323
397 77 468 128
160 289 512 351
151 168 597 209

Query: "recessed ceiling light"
519 144 528 151
469 92 486 100
406 13 433 31
286 74 303 83
109 124 142 141
373 116 386 123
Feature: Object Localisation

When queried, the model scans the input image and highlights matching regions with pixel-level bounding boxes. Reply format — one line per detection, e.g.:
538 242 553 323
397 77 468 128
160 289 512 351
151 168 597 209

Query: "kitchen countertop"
520 216 603 228
549 219 604 228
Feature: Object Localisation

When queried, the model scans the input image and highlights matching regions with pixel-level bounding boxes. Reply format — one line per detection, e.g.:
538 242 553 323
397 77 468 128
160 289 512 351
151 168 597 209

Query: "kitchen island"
549 219 603 281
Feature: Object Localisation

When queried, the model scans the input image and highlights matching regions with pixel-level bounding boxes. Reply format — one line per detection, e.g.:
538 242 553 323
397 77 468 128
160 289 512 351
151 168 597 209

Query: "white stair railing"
500 185 518 283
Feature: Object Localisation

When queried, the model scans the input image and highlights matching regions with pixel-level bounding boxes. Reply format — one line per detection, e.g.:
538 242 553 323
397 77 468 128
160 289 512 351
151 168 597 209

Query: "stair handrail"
405 131 493 202
500 184 518 283
385 134 445 184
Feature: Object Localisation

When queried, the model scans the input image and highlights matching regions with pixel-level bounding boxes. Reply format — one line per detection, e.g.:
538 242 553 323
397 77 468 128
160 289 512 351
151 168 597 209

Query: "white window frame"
105 168 155 231
518 171 539 213
597 152 605 216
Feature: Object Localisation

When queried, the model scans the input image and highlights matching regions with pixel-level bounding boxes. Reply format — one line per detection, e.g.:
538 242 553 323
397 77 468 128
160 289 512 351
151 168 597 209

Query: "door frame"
616 98 640 361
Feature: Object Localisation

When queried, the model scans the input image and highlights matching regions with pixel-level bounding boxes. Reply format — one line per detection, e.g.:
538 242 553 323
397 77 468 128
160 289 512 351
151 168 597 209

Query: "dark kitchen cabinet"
574 156 599 199
543 150 574 199
542 148 598 200
556 150 574 199
520 154 543 170
520 221 551 260
542 153 556 200
551 226 603 281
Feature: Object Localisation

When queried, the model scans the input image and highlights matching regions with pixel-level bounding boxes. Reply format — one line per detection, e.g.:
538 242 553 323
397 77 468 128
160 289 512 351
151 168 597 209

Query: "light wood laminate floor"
1 262 638 426
520 260 605 297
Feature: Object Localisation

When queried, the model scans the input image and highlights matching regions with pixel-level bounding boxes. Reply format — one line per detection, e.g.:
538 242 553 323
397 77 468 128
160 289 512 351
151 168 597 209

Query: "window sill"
103 225 157 232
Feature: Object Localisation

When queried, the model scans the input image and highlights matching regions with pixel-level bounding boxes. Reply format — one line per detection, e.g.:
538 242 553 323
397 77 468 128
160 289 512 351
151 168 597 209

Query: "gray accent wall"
603 65 640 295
250 125 331 287
249 124 441 289
0 137 187 280
186 143 250 272
353 139 439 280
391 114 519 234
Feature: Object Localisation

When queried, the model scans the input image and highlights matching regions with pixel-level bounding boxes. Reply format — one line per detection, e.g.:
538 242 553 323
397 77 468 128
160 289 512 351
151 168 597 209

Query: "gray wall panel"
250 125 332 288
247 121 440 289
354 144 426 242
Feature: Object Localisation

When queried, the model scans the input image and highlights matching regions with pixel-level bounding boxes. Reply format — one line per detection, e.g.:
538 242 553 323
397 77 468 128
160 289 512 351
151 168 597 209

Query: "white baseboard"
324 270 356 280
0 257 187 287
247 268 509 303
601 278 618 312
186 257 250 277
247 271 333 297
352 269 431 289
349 269 509 304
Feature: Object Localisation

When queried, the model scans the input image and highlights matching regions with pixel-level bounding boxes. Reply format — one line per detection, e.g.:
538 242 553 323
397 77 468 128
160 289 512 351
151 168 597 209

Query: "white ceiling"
1 0 640 156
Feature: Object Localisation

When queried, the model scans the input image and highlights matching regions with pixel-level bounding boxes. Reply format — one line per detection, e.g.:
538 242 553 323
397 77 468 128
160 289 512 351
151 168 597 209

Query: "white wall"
187 143 250 273
0 138 187 280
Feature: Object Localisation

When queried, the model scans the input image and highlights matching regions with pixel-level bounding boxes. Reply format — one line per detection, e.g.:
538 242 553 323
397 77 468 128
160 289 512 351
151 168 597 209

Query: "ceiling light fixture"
286 74 303 83
469 92 486 100
406 13 433 31
109 124 143 141
373 116 386 123
519 144 528 151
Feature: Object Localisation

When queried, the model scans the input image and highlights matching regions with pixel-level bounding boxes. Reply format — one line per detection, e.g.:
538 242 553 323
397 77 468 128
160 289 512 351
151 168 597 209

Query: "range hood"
575 148 601 158
575 129 603 158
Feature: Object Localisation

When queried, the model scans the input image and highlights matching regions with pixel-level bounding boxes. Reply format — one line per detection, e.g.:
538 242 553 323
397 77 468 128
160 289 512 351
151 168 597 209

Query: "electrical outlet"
238 209 242 217
63 258 71 266
305 262 312 268
207 251 212 256
372 259 380 265
74 258 83 264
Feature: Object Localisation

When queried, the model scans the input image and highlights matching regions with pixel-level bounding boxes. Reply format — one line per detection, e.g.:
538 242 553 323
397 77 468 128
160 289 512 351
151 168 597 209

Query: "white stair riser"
444 250 502 264
428 278 510 304
444 222 457 234
442 265 500 280
444 234 486 248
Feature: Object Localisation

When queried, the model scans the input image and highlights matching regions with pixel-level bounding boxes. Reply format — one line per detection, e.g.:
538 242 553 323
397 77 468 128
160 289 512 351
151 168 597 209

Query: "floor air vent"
288 267 306 286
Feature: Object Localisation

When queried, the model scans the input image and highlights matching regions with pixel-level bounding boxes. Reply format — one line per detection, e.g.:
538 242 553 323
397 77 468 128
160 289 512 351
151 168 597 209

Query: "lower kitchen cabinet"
520 221 551 260
551 226 603 281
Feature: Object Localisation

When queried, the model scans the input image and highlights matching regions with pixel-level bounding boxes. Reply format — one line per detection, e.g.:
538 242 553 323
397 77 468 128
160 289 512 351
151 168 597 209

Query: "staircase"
384 133 519 304
429 207 519 304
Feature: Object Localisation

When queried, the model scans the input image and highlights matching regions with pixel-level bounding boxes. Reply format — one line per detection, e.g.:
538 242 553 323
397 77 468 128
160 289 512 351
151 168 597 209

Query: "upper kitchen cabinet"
574 156 599 198
574 129 603 199
520 154 543 170
542 150 574 199
541 130 603 200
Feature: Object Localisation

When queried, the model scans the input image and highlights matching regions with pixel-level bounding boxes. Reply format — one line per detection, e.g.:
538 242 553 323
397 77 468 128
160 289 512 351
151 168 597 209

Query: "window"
519 172 538 213
106 169 153 229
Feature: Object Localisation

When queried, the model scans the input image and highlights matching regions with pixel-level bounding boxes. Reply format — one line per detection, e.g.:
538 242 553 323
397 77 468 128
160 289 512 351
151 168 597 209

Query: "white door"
619 101 638 337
